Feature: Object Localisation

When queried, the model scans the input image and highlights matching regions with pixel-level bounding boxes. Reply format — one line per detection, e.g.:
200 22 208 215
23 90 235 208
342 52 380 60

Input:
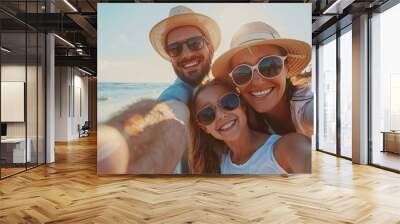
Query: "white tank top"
220 135 287 174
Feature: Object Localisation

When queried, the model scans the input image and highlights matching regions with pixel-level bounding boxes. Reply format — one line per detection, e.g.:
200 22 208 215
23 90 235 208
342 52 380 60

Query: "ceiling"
0 0 98 74
0 0 393 75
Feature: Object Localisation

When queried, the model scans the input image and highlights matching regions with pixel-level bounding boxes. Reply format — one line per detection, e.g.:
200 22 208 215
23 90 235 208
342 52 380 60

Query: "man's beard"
173 56 211 87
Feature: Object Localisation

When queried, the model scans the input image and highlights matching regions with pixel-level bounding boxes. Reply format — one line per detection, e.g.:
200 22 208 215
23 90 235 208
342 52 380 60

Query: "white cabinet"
1 138 32 163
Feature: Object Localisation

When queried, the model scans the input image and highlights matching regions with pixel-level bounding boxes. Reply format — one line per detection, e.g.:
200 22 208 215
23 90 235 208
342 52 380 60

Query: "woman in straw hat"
188 79 310 174
212 21 313 139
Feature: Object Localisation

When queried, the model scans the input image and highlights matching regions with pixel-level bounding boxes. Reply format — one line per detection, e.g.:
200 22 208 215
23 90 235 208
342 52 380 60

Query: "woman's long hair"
188 79 265 174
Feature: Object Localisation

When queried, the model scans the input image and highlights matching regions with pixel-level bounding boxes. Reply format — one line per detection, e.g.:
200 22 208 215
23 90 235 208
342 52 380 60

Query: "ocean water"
98 82 170 123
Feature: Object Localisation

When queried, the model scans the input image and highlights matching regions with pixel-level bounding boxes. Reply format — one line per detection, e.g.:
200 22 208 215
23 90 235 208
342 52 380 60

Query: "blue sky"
98 3 311 83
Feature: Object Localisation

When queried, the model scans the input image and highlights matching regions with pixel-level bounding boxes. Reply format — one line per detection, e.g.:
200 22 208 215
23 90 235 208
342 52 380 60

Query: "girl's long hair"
188 79 265 174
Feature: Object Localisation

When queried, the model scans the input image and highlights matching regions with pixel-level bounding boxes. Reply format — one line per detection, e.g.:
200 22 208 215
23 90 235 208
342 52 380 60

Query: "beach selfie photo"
97 3 313 175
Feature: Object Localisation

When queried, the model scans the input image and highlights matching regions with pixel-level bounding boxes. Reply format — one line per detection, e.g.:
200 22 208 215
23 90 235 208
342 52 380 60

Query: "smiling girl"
189 79 310 174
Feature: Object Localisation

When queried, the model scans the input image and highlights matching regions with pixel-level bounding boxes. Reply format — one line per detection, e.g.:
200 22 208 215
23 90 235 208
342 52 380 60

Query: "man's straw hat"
150 6 221 60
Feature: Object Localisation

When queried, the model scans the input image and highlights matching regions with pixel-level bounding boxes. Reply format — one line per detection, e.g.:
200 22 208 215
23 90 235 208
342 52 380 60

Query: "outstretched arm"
273 133 311 173
302 99 314 133
97 99 190 174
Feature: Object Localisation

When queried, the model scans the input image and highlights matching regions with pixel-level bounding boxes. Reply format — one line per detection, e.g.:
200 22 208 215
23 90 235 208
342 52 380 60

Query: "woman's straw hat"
212 21 311 79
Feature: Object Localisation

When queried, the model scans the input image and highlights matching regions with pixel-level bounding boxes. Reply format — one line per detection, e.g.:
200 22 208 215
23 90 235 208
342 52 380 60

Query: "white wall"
55 67 89 141
1 65 26 140
55 66 69 141
1 63 46 164
72 73 89 138
1 65 39 138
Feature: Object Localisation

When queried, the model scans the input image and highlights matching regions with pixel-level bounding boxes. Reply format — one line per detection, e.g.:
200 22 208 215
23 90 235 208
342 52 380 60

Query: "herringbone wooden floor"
0 135 400 224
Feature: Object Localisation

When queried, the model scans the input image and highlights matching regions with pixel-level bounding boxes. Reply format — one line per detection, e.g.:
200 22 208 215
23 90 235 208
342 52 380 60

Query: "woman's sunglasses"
196 92 240 126
229 55 288 86
166 36 207 57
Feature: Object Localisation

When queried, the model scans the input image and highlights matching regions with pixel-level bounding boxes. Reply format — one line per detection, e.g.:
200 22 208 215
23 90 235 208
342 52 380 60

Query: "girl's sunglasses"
229 55 287 86
166 36 207 57
196 92 240 126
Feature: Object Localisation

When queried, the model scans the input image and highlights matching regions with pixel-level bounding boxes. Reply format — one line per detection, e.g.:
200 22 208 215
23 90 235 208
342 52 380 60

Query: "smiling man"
98 6 221 174
150 5 221 104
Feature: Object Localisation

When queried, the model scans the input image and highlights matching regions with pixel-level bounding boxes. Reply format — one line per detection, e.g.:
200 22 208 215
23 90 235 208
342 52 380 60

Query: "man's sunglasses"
166 36 207 57
229 55 288 86
196 92 240 126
